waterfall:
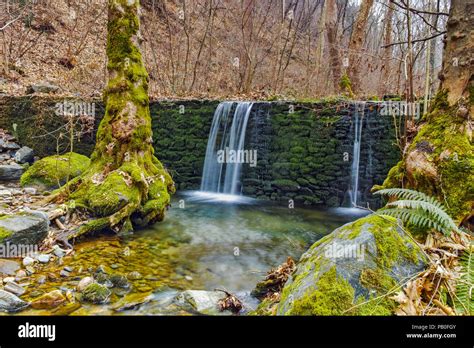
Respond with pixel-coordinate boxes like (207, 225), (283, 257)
(200, 101), (254, 195)
(349, 102), (365, 207)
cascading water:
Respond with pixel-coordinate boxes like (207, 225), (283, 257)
(200, 101), (254, 195)
(349, 102), (365, 207)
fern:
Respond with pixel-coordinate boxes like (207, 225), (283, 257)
(375, 188), (459, 235)
(455, 247), (473, 315)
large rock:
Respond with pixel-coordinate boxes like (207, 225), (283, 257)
(14, 146), (34, 164)
(173, 290), (228, 315)
(0, 289), (29, 312)
(0, 212), (49, 245)
(0, 163), (24, 181)
(277, 214), (427, 315)
(20, 152), (90, 191)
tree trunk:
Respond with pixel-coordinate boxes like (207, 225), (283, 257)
(50, 0), (175, 237)
(325, 0), (341, 92)
(347, 0), (374, 95)
(377, 0), (473, 227)
(377, 1), (394, 97)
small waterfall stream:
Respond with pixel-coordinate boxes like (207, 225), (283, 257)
(349, 102), (365, 207)
(200, 101), (254, 195)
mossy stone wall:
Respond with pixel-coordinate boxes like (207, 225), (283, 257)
(0, 96), (399, 208)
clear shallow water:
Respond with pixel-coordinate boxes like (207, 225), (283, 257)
(11, 191), (368, 315)
(140, 191), (367, 292)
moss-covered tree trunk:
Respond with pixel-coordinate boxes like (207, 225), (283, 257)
(51, 0), (174, 237)
(378, 0), (473, 227)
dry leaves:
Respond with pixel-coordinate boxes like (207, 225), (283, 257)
(391, 229), (471, 316)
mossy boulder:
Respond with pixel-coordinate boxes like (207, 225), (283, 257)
(277, 214), (427, 315)
(20, 152), (90, 191)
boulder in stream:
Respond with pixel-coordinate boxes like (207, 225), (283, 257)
(0, 289), (29, 312)
(0, 212), (49, 246)
(276, 214), (427, 315)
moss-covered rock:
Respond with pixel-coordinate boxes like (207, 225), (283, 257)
(20, 152), (90, 190)
(81, 283), (111, 304)
(277, 214), (427, 315)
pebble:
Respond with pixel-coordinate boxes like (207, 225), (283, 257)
(37, 254), (51, 263)
(36, 275), (47, 284)
(3, 277), (15, 283)
(127, 271), (142, 280)
(22, 256), (35, 267)
(15, 270), (27, 280)
(25, 266), (35, 275)
(53, 245), (66, 258)
(60, 269), (70, 277)
(185, 275), (193, 281)
(77, 276), (94, 292)
(23, 187), (37, 195)
(4, 281), (26, 296)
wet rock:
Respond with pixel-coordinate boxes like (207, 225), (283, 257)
(127, 271), (142, 280)
(77, 276), (94, 292)
(25, 266), (35, 275)
(31, 290), (66, 309)
(0, 259), (20, 276)
(14, 146), (34, 164)
(81, 283), (111, 304)
(53, 245), (66, 258)
(4, 281), (26, 296)
(36, 254), (51, 263)
(22, 256), (35, 267)
(36, 275), (46, 284)
(3, 277), (15, 283)
(0, 163), (24, 181)
(15, 269), (27, 281)
(112, 292), (152, 312)
(1, 142), (20, 151)
(277, 215), (427, 315)
(0, 289), (29, 312)
(110, 274), (130, 289)
(0, 213), (49, 245)
(27, 82), (60, 94)
(173, 290), (228, 315)
(60, 269), (71, 277)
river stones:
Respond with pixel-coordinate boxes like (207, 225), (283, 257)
(0, 259), (20, 275)
(77, 276), (94, 292)
(0, 212), (49, 245)
(0, 163), (24, 181)
(4, 281), (26, 296)
(14, 146), (34, 164)
(0, 289), (29, 312)
(81, 283), (111, 304)
(31, 290), (66, 309)
(277, 214), (427, 315)
(173, 290), (228, 315)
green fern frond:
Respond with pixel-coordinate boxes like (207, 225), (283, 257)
(386, 200), (458, 233)
(455, 247), (473, 315)
(379, 208), (448, 234)
(375, 188), (458, 235)
(375, 188), (445, 209)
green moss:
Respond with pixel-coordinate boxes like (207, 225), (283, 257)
(81, 283), (112, 304)
(83, 171), (140, 217)
(287, 267), (355, 315)
(20, 152), (90, 189)
(0, 226), (13, 242)
(381, 90), (473, 223)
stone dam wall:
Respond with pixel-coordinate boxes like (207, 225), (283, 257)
(0, 96), (400, 208)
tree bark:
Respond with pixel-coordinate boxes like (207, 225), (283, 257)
(378, 1), (394, 96)
(325, 0), (341, 92)
(377, 0), (474, 227)
(50, 0), (175, 237)
(347, 0), (374, 95)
